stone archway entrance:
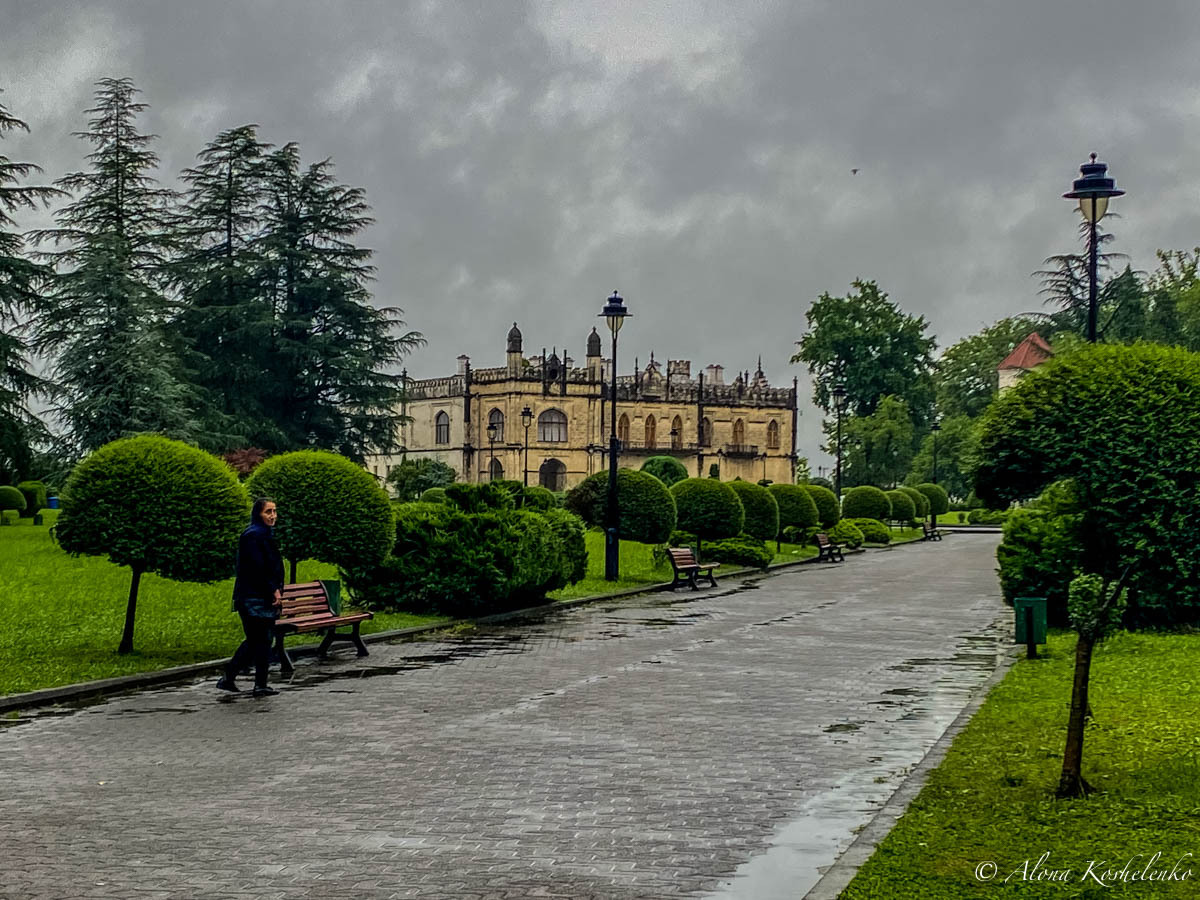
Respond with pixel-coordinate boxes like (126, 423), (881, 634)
(538, 458), (566, 491)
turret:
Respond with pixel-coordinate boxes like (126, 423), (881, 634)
(506, 322), (523, 376)
(586, 327), (603, 381)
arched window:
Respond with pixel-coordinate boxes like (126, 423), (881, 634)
(645, 415), (656, 449)
(732, 418), (745, 447)
(701, 417), (713, 447)
(671, 415), (683, 449)
(617, 413), (630, 444)
(766, 419), (780, 450)
(488, 408), (505, 443)
(539, 458), (566, 491)
(538, 409), (568, 442)
(489, 457), (504, 481)
(435, 410), (450, 444)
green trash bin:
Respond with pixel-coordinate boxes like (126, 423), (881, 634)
(1014, 596), (1047, 645)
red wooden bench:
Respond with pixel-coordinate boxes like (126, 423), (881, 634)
(815, 532), (845, 563)
(271, 581), (373, 676)
(668, 547), (720, 590)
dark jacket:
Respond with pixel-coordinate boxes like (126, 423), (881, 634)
(232, 522), (285, 618)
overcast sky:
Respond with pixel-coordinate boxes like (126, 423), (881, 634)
(4, 0), (1199, 466)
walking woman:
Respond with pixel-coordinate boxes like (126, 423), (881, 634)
(217, 497), (285, 697)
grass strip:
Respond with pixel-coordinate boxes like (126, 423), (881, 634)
(841, 629), (1200, 898)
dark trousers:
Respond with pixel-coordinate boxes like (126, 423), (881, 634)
(226, 611), (274, 688)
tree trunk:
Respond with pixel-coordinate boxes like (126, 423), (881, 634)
(118, 566), (143, 655)
(289, 558), (297, 584)
(1057, 632), (1096, 798)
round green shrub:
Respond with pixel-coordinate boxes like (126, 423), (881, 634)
(444, 481), (515, 512)
(0, 485), (26, 520)
(562, 468), (676, 543)
(728, 480), (780, 541)
(800, 483), (840, 528)
(706, 534), (773, 569)
(849, 518), (891, 544)
(841, 486), (892, 521)
(419, 487), (447, 503)
(246, 449), (394, 573)
(670, 477), (744, 541)
(898, 486), (929, 519)
(521, 485), (558, 510)
(916, 483), (949, 516)
(827, 519), (864, 548)
(640, 455), (689, 487)
(885, 490), (916, 523)
(16, 480), (47, 517)
(56, 435), (249, 652)
(769, 483), (819, 535)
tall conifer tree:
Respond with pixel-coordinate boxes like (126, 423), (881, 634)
(0, 92), (60, 481)
(30, 78), (197, 452)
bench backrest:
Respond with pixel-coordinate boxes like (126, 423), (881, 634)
(815, 532), (831, 546)
(277, 581), (332, 622)
(669, 547), (699, 568)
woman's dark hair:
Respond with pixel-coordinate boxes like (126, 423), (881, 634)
(250, 497), (277, 526)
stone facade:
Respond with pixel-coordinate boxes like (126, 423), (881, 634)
(365, 323), (799, 492)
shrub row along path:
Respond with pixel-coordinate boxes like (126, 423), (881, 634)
(2, 534), (1004, 900)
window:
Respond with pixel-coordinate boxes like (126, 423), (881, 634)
(701, 417), (713, 447)
(644, 415), (656, 449)
(671, 415), (683, 449)
(617, 414), (630, 444)
(732, 418), (745, 446)
(488, 408), (505, 443)
(539, 458), (566, 491)
(767, 419), (780, 450)
(538, 409), (568, 442)
(489, 457), (504, 481)
(435, 411), (450, 444)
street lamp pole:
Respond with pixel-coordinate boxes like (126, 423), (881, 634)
(832, 382), (847, 501)
(600, 291), (630, 581)
(1063, 154), (1124, 343)
(521, 406), (533, 487)
(486, 422), (497, 481)
(930, 420), (941, 531)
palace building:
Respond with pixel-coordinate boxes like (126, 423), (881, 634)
(365, 322), (799, 492)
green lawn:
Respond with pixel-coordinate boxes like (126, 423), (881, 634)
(842, 629), (1200, 898)
(0, 518), (445, 696)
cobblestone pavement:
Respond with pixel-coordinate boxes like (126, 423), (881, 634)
(2, 535), (1004, 900)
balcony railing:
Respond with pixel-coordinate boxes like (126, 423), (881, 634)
(721, 444), (761, 458)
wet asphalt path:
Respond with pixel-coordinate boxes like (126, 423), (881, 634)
(1, 534), (1004, 900)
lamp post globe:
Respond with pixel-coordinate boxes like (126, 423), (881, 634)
(520, 406), (533, 487)
(599, 291), (630, 581)
(1063, 154), (1124, 343)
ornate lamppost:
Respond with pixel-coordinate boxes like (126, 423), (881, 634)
(486, 422), (498, 481)
(832, 381), (847, 500)
(521, 406), (533, 486)
(1063, 154), (1124, 343)
(930, 419), (941, 530)
(600, 290), (630, 581)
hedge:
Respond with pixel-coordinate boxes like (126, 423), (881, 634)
(897, 485), (929, 519)
(828, 519), (864, 548)
(562, 468), (676, 543)
(16, 480), (47, 517)
(769, 483), (820, 536)
(841, 485), (891, 521)
(670, 478), (744, 541)
(800, 483), (839, 528)
(0, 485), (26, 519)
(728, 480), (780, 541)
(849, 517), (891, 544)
(705, 534), (773, 569)
(885, 490), (916, 523)
(640, 455), (689, 487)
(915, 483), (949, 516)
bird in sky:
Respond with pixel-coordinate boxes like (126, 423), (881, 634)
(851, 168), (859, 175)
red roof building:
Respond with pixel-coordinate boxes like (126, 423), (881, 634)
(998, 332), (1053, 390)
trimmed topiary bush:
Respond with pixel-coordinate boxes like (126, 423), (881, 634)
(728, 479), (780, 541)
(770, 483), (819, 537)
(540, 507), (588, 584)
(670, 477), (744, 542)
(521, 485), (558, 510)
(245, 449), (394, 581)
(800, 483), (840, 528)
(898, 486), (929, 519)
(561, 468), (676, 543)
(841, 485), (892, 521)
(706, 534), (773, 570)
(916, 483), (949, 516)
(827, 518), (864, 548)
(57, 435), (249, 653)
(0, 485), (26, 522)
(885, 490), (916, 523)
(849, 517), (891, 544)
(443, 481), (515, 512)
(640, 455), (689, 487)
(16, 480), (47, 518)
(419, 487), (447, 503)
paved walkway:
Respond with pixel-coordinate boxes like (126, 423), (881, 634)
(2, 535), (1004, 900)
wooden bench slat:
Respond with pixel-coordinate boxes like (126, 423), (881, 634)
(266, 582), (373, 674)
(667, 546), (719, 590)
